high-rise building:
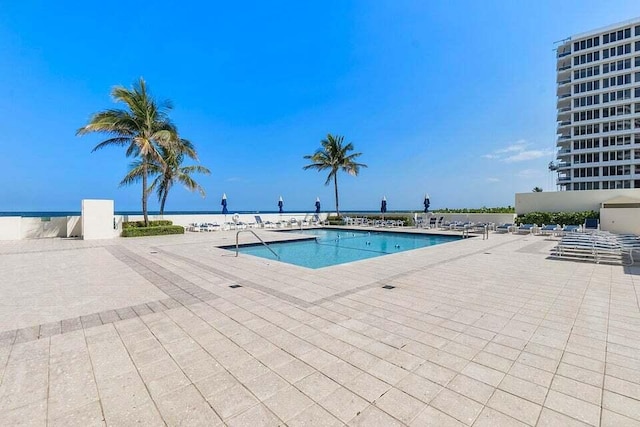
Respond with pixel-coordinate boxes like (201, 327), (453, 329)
(555, 18), (640, 190)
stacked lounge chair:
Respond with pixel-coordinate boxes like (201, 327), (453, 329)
(550, 231), (640, 265)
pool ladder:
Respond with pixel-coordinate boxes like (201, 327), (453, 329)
(235, 230), (279, 259)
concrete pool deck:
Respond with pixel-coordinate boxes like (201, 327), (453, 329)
(0, 228), (639, 426)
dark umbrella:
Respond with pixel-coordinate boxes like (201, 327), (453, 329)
(423, 194), (430, 213)
(315, 197), (321, 214)
(278, 196), (284, 214)
(221, 193), (228, 215)
(381, 196), (387, 220)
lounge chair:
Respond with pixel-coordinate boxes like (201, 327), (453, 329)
(583, 218), (599, 232)
(538, 224), (561, 236)
(495, 223), (514, 233)
(516, 224), (537, 234)
(452, 222), (473, 231)
(205, 222), (220, 231)
(551, 231), (637, 265)
(254, 216), (275, 228)
(561, 225), (581, 235)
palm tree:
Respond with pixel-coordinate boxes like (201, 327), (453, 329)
(121, 138), (211, 215)
(76, 78), (176, 226)
(303, 134), (367, 217)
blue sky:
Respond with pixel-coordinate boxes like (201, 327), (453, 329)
(1, 1), (639, 212)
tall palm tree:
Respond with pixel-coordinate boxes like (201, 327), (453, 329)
(121, 138), (211, 215)
(76, 78), (176, 226)
(303, 134), (366, 217)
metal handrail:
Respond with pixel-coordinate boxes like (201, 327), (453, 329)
(235, 230), (279, 259)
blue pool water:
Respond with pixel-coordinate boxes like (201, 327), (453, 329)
(234, 228), (462, 269)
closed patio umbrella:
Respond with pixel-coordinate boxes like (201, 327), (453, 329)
(315, 197), (321, 214)
(221, 193), (228, 215)
(381, 196), (387, 220)
(278, 196), (284, 214)
(423, 194), (430, 213)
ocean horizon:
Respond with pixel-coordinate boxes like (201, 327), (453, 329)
(0, 210), (418, 218)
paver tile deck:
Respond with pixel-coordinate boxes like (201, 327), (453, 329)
(0, 228), (639, 425)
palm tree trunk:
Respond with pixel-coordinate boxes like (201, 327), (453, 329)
(160, 189), (168, 216)
(142, 163), (149, 226)
(333, 173), (340, 217)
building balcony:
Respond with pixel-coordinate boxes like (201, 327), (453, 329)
(557, 50), (571, 58)
(558, 93), (571, 99)
(557, 162), (571, 169)
(558, 64), (571, 72)
(558, 148), (571, 156)
(558, 135), (571, 141)
(557, 78), (571, 86)
(558, 120), (571, 127)
(557, 176), (571, 182)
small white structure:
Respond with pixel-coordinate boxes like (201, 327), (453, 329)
(515, 189), (640, 214)
(82, 199), (115, 240)
(600, 196), (640, 235)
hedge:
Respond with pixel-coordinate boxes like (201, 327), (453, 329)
(516, 210), (599, 226)
(121, 225), (184, 237)
(123, 220), (173, 229)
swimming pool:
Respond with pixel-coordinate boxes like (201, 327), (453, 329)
(234, 228), (462, 269)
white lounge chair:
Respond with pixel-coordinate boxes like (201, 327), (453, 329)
(516, 224), (536, 234)
(538, 224), (561, 236)
(495, 223), (514, 233)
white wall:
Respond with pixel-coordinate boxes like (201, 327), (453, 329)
(515, 189), (640, 214)
(82, 199), (115, 240)
(600, 208), (640, 235)
(67, 216), (81, 237)
(0, 217), (21, 240)
(20, 217), (68, 239)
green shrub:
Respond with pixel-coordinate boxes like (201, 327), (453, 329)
(121, 225), (184, 237)
(122, 220), (173, 229)
(516, 210), (599, 226)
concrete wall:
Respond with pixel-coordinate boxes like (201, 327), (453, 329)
(515, 189), (640, 214)
(82, 199), (115, 240)
(600, 207), (640, 235)
(67, 216), (82, 238)
(20, 217), (68, 239)
(0, 217), (21, 240)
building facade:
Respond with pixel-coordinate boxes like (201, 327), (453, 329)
(556, 18), (640, 190)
